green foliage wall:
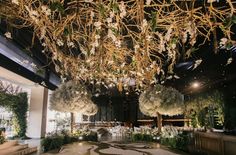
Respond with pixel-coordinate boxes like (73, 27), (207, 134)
(185, 91), (224, 128)
(0, 92), (28, 137)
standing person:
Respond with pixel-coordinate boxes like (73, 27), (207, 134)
(0, 127), (6, 144)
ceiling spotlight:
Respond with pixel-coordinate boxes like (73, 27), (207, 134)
(192, 82), (200, 88)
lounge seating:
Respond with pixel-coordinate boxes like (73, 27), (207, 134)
(0, 140), (37, 155)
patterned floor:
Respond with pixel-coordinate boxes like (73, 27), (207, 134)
(43, 141), (188, 155)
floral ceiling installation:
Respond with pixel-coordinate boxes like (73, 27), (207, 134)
(50, 81), (98, 116)
(139, 84), (184, 116)
(0, 0), (235, 90)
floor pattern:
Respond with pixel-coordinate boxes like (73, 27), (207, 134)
(43, 141), (187, 155)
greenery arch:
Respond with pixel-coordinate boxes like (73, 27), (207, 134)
(0, 92), (28, 138)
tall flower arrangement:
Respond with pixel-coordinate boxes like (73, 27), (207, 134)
(50, 81), (98, 116)
(0, 0), (235, 91)
(139, 84), (184, 116)
(139, 84), (184, 132)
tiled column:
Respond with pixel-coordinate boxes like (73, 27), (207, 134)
(27, 86), (48, 138)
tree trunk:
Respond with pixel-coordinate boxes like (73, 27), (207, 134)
(157, 113), (162, 133)
(70, 112), (75, 133)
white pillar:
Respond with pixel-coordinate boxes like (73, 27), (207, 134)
(27, 86), (48, 138)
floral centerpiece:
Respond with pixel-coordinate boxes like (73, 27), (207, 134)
(50, 81), (98, 115)
(139, 84), (184, 132)
(139, 84), (184, 116)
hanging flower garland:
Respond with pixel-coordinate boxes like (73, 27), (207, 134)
(50, 81), (98, 116)
(139, 84), (184, 116)
(0, 0), (235, 91)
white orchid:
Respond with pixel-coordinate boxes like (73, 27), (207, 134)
(94, 21), (102, 29)
(193, 59), (202, 70)
(226, 57), (233, 65)
(90, 11), (95, 19)
(141, 19), (148, 31)
(41, 5), (51, 16)
(30, 62), (37, 68)
(4, 32), (12, 39)
(207, 0), (217, 3)
(67, 41), (75, 48)
(220, 38), (228, 47)
(56, 39), (64, 46)
(119, 1), (126, 18)
(40, 27), (46, 40)
(85, 0), (93, 2)
(25, 6), (39, 23)
(12, 0), (19, 5)
(146, 0), (152, 5)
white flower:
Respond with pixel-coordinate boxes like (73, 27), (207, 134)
(80, 46), (88, 56)
(146, 35), (152, 41)
(220, 38), (228, 47)
(182, 32), (188, 44)
(141, 19), (148, 31)
(165, 26), (173, 41)
(94, 21), (102, 29)
(171, 43), (176, 49)
(12, 0), (19, 5)
(90, 47), (95, 55)
(93, 40), (99, 47)
(4, 32), (12, 39)
(115, 40), (121, 48)
(40, 27), (46, 40)
(90, 11), (95, 19)
(95, 34), (100, 39)
(85, 0), (93, 2)
(193, 59), (202, 70)
(106, 17), (112, 23)
(158, 34), (165, 52)
(226, 57), (233, 65)
(207, 0), (217, 3)
(134, 44), (140, 49)
(67, 41), (75, 48)
(173, 75), (180, 79)
(56, 39), (64, 46)
(22, 60), (29, 64)
(107, 29), (117, 42)
(119, 1), (126, 18)
(134, 44), (140, 53)
(30, 62), (37, 68)
(110, 22), (118, 29)
(146, 0), (152, 5)
(110, 11), (115, 18)
(25, 6), (39, 23)
(41, 5), (51, 16)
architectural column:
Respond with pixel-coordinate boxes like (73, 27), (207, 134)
(27, 85), (48, 138)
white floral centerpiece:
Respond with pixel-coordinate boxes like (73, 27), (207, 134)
(161, 125), (179, 139)
(139, 84), (184, 116)
(50, 81), (98, 116)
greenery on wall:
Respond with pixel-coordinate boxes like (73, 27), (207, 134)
(185, 91), (224, 129)
(0, 92), (28, 138)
